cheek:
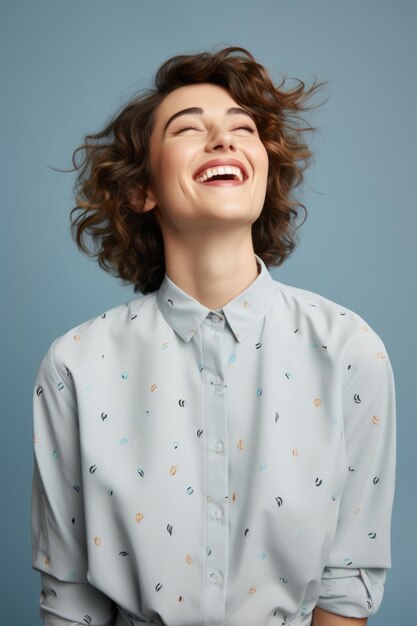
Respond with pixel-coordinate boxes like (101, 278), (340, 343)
(250, 138), (268, 167)
(260, 144), (269, 169)
(256, 144), (269, 180)
(149, 154), (174, 199)
(157, 147), (185, 182)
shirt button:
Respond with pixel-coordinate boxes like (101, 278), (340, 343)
(215, 440), (223, 453)
(211, 376), (224, 392)
(211, 314), (222, 324)
(214, 508), (223, 521)
(210, 571), (223, 586)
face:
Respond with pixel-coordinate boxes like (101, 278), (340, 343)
(142, 83), (269, 233)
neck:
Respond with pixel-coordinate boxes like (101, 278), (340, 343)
(163, 235), (260, 310)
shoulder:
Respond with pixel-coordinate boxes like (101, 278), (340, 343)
(38, 292), (156, 379)
(272, 278), (394, 396)
(272, 277), (390, 361)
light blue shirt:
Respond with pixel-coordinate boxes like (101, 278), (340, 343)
(31, 254), (396, 626)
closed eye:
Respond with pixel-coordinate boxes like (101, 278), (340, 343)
(234, 125), (256, 133)
(175, 124), (256, 134)
(175, 125), (201, 133)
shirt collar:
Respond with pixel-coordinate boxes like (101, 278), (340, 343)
(156, 254), (277, 343)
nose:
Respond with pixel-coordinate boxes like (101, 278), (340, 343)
(205, 125), (237, 152)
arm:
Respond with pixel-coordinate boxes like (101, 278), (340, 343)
(312, 606), (367, 625)
(31, 339), (117, 625)
(314, 325), (396, 620)
(38, 572), (116, 626)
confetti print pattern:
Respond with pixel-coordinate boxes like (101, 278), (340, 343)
(31, 254), (396, 625)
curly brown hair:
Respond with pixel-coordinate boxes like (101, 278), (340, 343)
(69, 46), (328, 294)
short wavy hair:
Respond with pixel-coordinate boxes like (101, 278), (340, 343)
(69, 46), (328, 294)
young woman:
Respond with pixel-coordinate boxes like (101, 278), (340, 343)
(31, 46), (396, 626)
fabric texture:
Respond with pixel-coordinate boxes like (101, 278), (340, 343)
(31, 254), (396, 626)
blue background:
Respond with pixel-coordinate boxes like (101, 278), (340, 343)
(1, 1), (415, 623)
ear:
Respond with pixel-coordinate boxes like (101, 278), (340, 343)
(142, 188), (157, 213)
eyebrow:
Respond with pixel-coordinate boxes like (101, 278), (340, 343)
(163, 106), (254, 133)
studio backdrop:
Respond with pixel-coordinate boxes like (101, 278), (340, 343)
(1, 1), (415, 624)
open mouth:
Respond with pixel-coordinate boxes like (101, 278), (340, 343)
(194, 165), (247, 185)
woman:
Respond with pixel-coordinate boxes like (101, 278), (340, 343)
(31, 46), (396, 626)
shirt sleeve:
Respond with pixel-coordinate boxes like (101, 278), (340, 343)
(31, 339), (117, 625)
(316, 324), (396, 618)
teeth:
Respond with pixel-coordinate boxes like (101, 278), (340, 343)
(196, 165), (244, 183)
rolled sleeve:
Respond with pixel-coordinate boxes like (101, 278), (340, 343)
(39, 572), (116, 626)
(317, 566), (386, 617)
(317, 325), (396, 618)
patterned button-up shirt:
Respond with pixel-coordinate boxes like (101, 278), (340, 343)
(31, 253), (396, 626)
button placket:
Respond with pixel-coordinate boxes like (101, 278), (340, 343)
(202, 318), (229, 622)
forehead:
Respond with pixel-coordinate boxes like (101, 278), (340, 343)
(153, 83), (239, 126)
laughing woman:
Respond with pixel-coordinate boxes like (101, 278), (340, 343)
(31, 46), (396, 626)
